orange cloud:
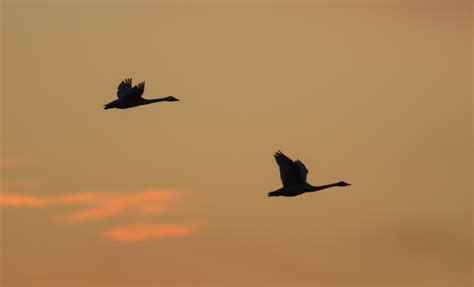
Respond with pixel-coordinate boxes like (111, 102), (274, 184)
(52, 192), (104, 204)
(0, 189), (198, 241)
(0, 193), (47, 207)
(57, 189), (182, 223)
(0, 155), (199, 242)
(0, 190), (181, 216)
(103, 223), (198, 242)
(59, 204), (122, 223)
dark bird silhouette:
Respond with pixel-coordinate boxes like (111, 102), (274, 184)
(104, 78), (179, 110)
(268, 150), (350, 197)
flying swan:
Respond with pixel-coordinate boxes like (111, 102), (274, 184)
(104, 78), (179, 110)
(268, 150), (350, 197)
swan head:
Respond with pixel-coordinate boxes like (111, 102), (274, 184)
(337, 181), (351, 187)
(164, 96), (180, 102)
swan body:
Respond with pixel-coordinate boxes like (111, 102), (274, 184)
(268, 150), (350, 197)
(104, 78), (179, 110)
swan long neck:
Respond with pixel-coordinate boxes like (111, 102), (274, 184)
(309, 182), (340, 192)
(146, 97), (168, 104)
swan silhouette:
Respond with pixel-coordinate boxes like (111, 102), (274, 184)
(104, 78), (179, 110)
(268, 150), (350, 197)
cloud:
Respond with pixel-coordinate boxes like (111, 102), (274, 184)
(103, 223), (199, 242)
(0, 193), (48, 207)
(1, 158), (198, 242)
(52, 192), (104, 204)
(56, 189), (182, 223)
(0, 189), (198, 242)
(0, 190), (181, 221)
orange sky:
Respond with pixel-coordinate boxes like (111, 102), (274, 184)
(1, 1), (472, 286)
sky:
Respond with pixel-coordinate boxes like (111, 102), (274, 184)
(0, 1), (472, 286)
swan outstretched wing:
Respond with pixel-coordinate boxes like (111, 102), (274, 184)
(295, 160), (309, 183)
(274, 150), (305, 187)
(117, 78), (132, 99)
(127, 82), (145, 99)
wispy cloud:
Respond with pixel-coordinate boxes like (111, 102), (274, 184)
(56, 189), (181, 223)
(1, 158), (199, 242)
(0, 193), (48, 207)
(104, 223), (199, 242)
(52, 192), (104, 204)
(0, 189), (199, 242)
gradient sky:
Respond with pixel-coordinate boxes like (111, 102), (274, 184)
(1, 1), (472, 286)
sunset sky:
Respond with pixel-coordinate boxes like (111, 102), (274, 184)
(1, 1), (472, 286)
